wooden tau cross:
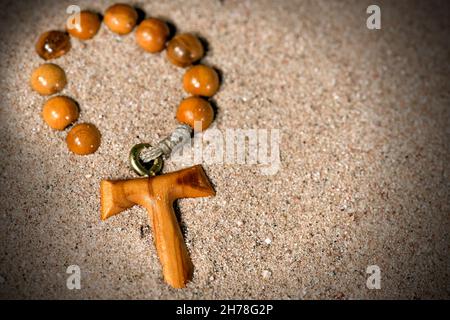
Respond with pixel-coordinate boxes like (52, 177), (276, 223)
(100, 165), (215, 288)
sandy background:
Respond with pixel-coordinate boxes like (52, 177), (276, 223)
(0, 0), (449, 299)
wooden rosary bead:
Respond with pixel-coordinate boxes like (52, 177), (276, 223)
(135, 18), (170, 53)
(66, 123), (101, 155)
(183, 65), (219, 97)
(67, 11), (101, 40)
(166, 33), (204, 68)
(35, 30), (71, 60)
(42, 96), (79, 130)
(30, 63), (67, 96)
(104, 3), (138, 35)
(176, 97), (214, 131)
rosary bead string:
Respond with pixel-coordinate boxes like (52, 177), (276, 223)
(30, 3), (221, 167)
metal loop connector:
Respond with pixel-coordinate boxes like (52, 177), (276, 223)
(129, 143), (163, 177)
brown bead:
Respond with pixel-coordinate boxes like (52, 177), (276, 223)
(176, 97), (214, 131)
(42, 96), (79, 130)
(66, 123), (101, 155)
(67, 11), (101, 40)
(166, 33), (204, 68)
(30, 63), (67, 96)
(135, 18), (170, 53)
(183, 65), (219, 97)
(104, 3), (138, 35)
(35, 30), (71, 60)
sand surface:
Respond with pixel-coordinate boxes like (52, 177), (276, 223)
(0, 0), (449, 299)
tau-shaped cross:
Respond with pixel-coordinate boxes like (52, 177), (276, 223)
(100, 165), (215, 288)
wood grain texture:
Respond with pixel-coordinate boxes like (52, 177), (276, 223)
(100, 165), (215, 288)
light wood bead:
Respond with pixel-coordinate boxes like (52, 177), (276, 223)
(42, 96), (79, 130)
(66, 123), (101, 155)
(166, 33), (204, 68)
(67, 11), (101, 40)
(176, 97), (214, 131)
(136, 18), (169, 53)
(104, 3), (138, 35)
(30, 63), (67, 96)
(183, 65), (219, 97)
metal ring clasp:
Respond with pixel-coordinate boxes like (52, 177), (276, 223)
(129, 143), (163, 177)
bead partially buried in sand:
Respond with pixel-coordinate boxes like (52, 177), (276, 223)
(66, 123), (101, 155)
(42, 96), (79, 130)
(166, 33), (204, 67)
(176, 97), (214, 131)
(104, 3), (138, 35)
(67, 11), (101, 40)
(35, 30), (71, 60)
(30, 63), (67, 96)
(183, 65), (219, 97)
(135, 18), (170, 53)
